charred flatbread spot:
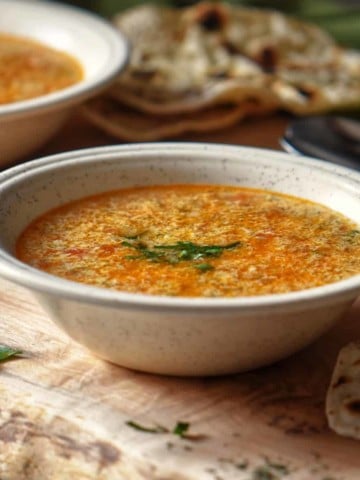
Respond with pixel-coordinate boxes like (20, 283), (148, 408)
(210, 71), (229, 79)
(223, 40), (239, 55)
(195, 4), (228, 31)
(332, 375), (351, 389)
(132, 70), (157, 80)
(256, 46), (277, 73)
(345, 400), (360, 414)
(296, 86), (314, 100)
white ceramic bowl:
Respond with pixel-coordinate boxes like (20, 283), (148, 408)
(0, 0), (128, 167)
(0, 143), (359, 376)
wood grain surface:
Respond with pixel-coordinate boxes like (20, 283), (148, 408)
(1, 278), (360, 480)
(1, 109), (360, 480)
(35, 109), (291, 157)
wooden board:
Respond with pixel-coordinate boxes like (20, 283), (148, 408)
(1, 110), (360, 479)
(1, 276), (360, 480)
(34, 109), (291, 157)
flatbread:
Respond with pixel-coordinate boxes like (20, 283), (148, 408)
(326, 342), (360, 440)
(113, 4), (270, 113)
(112, 2), (360, 115)
(82, 96), (273, 141)
(108, 78), (277, 115)
(272, 50), (360, 114)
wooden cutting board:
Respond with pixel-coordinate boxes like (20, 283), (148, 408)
(1, 277), (360, 480)
(1, 110), (360, 479)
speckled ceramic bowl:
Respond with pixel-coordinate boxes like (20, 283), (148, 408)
(0, 0), (128, 167)
(0, 143), (360, 376)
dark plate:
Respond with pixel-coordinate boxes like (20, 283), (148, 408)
(281, 116), (360, 171)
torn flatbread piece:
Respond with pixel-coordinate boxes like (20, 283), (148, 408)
(112, 2), (360, 115)
(273, 50), (360, 114)
(108, 78), (277, 116)
(326, 342), (360, 440)
(82, 96), (273, 141)
(113, 4), (270, 113)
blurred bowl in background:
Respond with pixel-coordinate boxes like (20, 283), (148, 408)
(0, 0), (128, 168)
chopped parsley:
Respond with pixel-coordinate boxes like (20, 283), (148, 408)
(264, 460), (289, 476)
(0, 345), (22, 363)
(236, 460), (249, 470)
(345, 229), (360, 242)
(172, 421), (189, 437)
(122, 239), (241, 271)
(194, 263), (214, 272)
(252, 459), (290, 480)
(125, 421), (167, 434)
(253, 467), (279, 480)
(126, 420), (202, 440)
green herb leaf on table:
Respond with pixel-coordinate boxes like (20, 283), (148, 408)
(263, 458), (290, 476)
(253, 466), (279, 480)
(125, 420), (168, 434)
(173, 421), (190, 437)
(126, 420), (207, 440)
(0, 345), (22, 363)
(252, 458), (291, 479)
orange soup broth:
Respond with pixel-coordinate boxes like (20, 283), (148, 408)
(16, 184), (360, 297)
(0, 33), (83, 104)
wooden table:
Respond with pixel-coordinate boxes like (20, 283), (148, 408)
(36, 109), (290, 155)
(1, 109), (359, 480)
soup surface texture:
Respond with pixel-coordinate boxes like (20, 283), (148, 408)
(0, 33), (83, 104)
(16, 185), (360, 297)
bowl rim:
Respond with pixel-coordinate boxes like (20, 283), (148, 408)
(0, 0), (129, 120)
(0, 142), (360, 313)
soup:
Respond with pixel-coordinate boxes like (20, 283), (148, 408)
(0, 33), (83, 104)
(16, 184), (360, 297)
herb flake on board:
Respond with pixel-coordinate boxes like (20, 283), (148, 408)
(173, 421), (189, 437)
(252, 458), (291, 480)
(0, 345), (22, 363)
(126, 420), (206, 440)
(265, 459), (290, 476)
(125, 420), (167, 434)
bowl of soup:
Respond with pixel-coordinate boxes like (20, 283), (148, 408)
(0, 143), (359, 376)
(0, 0), (128, 167)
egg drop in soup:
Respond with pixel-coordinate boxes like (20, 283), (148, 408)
(16, 185), (360, 297)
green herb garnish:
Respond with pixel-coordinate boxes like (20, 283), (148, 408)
(252, 459), (290, 480)
(122, 239), (241, 271)
(236, 460), (249, 470)
(125, 420), (204, 440)
(346, 229), (360, 242)
(173, 421), (190, 437)
(123, 234), (142, 240)
(264, 460), (289, 476)
(0, 345), (22, 363)
(194, 263), (214, 272)
(125, 421), (167, 434)
(253, 467), (279, 480)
